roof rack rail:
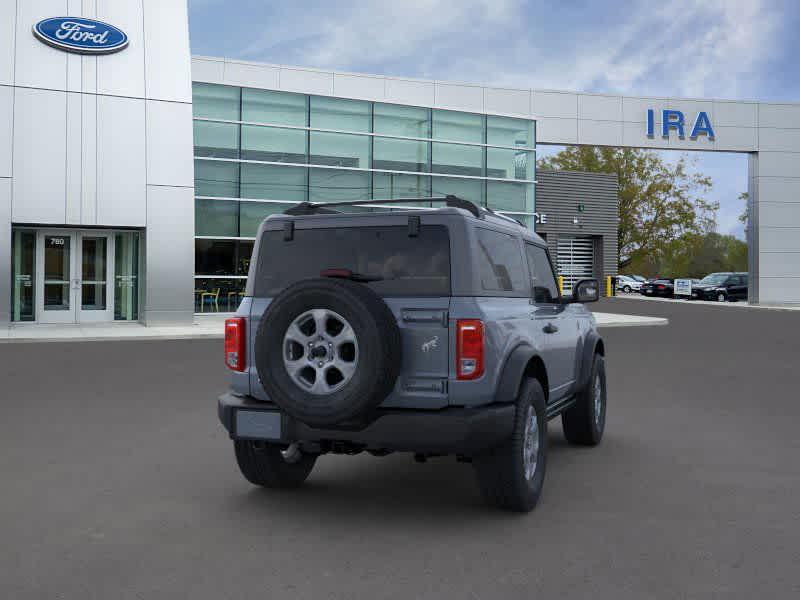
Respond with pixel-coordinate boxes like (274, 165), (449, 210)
(483, 206), (525, 227)
(283, 195), (481, 218)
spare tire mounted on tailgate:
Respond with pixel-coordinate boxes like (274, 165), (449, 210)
(254, 277), (402, 427)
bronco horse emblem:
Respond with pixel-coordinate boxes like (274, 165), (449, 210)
(421, 336), (439, 353)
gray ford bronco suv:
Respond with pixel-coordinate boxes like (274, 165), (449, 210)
(218, 196), (606, 512)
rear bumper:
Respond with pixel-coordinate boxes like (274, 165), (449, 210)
(218, 392), (515, 455)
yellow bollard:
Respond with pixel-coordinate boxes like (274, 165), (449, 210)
(557, 275), (564, 296)
(606, 276), (613, 297)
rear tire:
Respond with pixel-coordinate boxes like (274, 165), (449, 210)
(623, 285), (632, 293)
(234, 441), (316, 488)
(562, 354), (606, 445)
(473, 379), (547, 512)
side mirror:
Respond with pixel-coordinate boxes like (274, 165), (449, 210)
(571, 279), (600, 303)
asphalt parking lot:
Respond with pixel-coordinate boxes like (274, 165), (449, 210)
(1, 298), (799, 599)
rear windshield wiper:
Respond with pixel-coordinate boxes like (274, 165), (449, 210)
(320, 268), (384, 283)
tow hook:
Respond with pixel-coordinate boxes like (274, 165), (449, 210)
(281, 443), (303, 464)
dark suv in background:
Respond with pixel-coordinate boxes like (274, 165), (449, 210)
(691, 272), (749, 302)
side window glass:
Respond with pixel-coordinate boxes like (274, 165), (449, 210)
(525, 243), (560, 304)
(474, 228), (528, 294)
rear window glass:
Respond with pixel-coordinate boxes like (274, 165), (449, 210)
(254, 225), (450, 297)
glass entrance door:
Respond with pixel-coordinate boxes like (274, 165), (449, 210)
(35, 231), (114, 323)
(78, 232), (113, 322)
(37, 231), (76, 323)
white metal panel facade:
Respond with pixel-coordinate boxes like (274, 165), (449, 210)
(11, 87), (67, 224)
(1, 0), (195, 326)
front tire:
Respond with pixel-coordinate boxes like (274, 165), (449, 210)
(717, 292), (727, 302)
(473, 378), (547, 512)
(623, 285), (632, 293)
(562, 354), (606, 445)
(234, 441), (316, 488)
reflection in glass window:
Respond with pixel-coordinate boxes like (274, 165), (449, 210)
(11, 230), (35, 322)
(432, 176), (484, 206)
(432, 110), (484, 143)
(487, 116), (534, 148)
(196, 240), (236, 275)
(193, 121), (239, 159)
(311, 96), (370, 131)
(192, 83), (240, 121)
(526, 243), (560, 303)
(486, 148), (533, 180)
(242, 88), (307, 126)
(487, 181), (533, 213)
(309, 132), (370, 168)
(239, 202), (293, 237)
(431, 142), (483, 176)
(373, 137), (428, 172)
(475, 228), (528, 294)
(374, 103), (429, 137)
(194, 160), (239, 198)
(309, 168), (370, 202)
(373, 173), (431, 202)
(240, 163), (307, 201)
(241, 125), (306, 163)
(254, 226), (451, 297)
(195, 198), (238, 237)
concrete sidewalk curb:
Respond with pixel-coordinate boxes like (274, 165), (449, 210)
(615, 294), (800, 312)
(593, 313), (669, 328)
(0, 311), (667, 343)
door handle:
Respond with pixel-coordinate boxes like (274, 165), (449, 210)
(543, 322), (559, 334)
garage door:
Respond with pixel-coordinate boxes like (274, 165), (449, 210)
(556, 236), (594, 294)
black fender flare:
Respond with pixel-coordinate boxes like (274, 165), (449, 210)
(577, 331), (604, 392)
(494, 344), (538, 404)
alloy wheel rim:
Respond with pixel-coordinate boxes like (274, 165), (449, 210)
(522, 405), (539, 481)
(282, 309), (359, 395)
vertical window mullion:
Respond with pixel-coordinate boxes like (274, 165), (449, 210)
(305, 96), (311, 201)
(369, 102), (375, 199)
(237, 88), (243, 236)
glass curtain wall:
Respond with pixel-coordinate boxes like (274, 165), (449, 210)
(192, 82), (536, 312)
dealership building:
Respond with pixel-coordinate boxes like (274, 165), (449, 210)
(2, 2), (800, 328)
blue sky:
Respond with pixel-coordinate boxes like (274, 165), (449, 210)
(188, 0), (800, 239)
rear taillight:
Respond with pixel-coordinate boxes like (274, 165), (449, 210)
(456, 319), (484, 380)
(225, 317), (246, 372)
(657, 284), (665, 290)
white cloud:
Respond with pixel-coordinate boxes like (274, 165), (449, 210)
(232, 0), (782, 100)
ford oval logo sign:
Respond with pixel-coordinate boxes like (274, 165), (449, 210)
(33, 17), (128, 55)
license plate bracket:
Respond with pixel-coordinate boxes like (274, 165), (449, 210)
(235, 409), (283, 441)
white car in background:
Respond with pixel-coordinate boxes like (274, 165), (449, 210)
(616, 275), (643, 293)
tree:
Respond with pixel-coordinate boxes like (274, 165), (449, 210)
(538, 147), (718, 271)
(738, 191), (749, 225)
(624, 231), (747, 278)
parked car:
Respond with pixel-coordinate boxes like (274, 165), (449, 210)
(218, 196), (607, 513)
(640, 279), (674, 298)
(691, 272), (748, 302)
(616, 275), (643, 293)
